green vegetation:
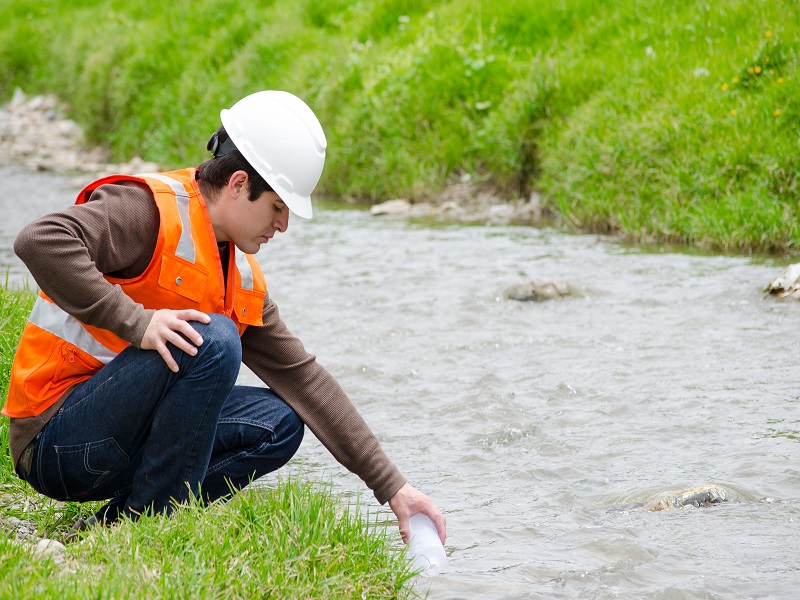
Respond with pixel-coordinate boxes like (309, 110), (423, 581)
(0, 0), (798, 252)
(1, 282), (33, 489)
(1, 480), (417, 599)
(0, 285), (418, 599)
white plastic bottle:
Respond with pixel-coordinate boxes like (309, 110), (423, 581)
(407, 513), (447, 575)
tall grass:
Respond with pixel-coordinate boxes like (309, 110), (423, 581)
(0, 0), (798, 251)
(0, 286), (418, 597)
(0, 282), (34, 487)
(0, 480), (419, 599)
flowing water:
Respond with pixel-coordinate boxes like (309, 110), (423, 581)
(3, 166), (800, 599)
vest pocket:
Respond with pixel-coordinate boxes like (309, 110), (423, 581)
(158, 253), (208, 302)
(234, 288), (265, 326)
(48, 346), (104, 403)
(17, 336), (101, 415)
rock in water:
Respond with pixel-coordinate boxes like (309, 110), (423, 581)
(503, 280), (582, 302)
(764, 263), (800, 300)
(645, 486), (736, 511)
(609, 484), (745, 512)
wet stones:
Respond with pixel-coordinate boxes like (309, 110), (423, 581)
(643, 485), (739, 511)
(503, 280), (585, 302)
(608, 484), (748, 512)
(370, 188), (547, 225)
(0, 88), (160, 176)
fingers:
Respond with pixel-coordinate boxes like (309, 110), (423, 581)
(389, 482), (447, 544)
(168, 310), (209, 348)
(141, 309), (212, 372)
(433, 512), (447, 545)
(155, 339), (180, 373)
(398, 514), (411, 544)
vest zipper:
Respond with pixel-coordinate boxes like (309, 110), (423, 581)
(64, 346), (76, 363)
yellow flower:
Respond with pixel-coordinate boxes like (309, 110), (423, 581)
(732, 76), (739, 83)
(765, 56), (770, 62)
(771, 69), (775, 75)
(766, 31), (772, 37)
(755, 66), (762, 74)
(731, 109), (737, 116)
(748, 67), (754, 74)
(774, 109), (781, 116)
(778, 77), (785, 84)
(721, 83), (729, 90)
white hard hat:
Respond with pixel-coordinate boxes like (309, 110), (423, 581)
(220, 90), (326, 219)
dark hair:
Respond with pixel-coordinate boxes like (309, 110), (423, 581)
(196, 126), (273, 201)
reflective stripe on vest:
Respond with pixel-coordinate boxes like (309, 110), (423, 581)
(28, 297), (117, 364)
(138, 173), (195, 262)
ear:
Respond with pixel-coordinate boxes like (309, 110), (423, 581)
(227, 170), (249, 198)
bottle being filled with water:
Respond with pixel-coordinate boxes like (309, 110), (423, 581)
(406, 513), (447, 576)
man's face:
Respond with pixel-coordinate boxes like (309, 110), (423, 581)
(224, 189), (289, 254)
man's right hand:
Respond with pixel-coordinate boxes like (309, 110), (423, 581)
(140, 309), (211, 372)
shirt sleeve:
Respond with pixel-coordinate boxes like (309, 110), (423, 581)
(13, 183), (159, 347)
(240, 293), (407, 505)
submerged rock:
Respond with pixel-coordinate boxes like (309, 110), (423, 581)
(503, 280), (584, 302)
(763, 263), (800, 300)
(609, 484), (746, 512)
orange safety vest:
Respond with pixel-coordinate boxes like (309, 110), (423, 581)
(3, 168), (267, 419)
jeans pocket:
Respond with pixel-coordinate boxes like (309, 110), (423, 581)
(54, 437), (130, 501)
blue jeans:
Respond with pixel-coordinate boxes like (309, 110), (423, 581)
(23, 313), (304, 521)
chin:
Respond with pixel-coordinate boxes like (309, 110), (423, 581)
(235, 242), (259, 254)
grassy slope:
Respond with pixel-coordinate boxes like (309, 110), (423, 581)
(0, 480), (417, 599)
(0, 0), (798, 251)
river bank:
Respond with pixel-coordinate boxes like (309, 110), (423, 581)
(2, 0), (798, 252)
(0, 89), (543, 226)
(0, 89), (160, 178)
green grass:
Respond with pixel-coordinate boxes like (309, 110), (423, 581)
(0, 285), (419, 598)
(1, 481), (418, 599)
(0, 0), (798, 252)
(1, 281), (34, 488)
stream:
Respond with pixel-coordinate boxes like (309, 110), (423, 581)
(3, 165), (800, 599)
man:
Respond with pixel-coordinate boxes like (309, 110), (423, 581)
(3, 90), (445, 545)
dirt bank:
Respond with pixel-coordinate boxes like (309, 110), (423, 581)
(1, 88), (548, 225)
(0, 88), (160, 177)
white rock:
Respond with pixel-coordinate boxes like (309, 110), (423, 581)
(34, 538), (66, 564)
(764, 263), (800, 298)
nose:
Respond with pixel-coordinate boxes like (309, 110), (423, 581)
(273, 209), (289, 233)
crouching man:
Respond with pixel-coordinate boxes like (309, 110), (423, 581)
(4, 90), (445, 545)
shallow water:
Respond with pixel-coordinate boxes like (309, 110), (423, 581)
(4, 166), (800, 599)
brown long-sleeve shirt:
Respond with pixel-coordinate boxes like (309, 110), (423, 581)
(9, 181), (406, 504)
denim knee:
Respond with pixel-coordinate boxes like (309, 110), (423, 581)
(267, 408), (304, 464)
(281, 409), (305, 453)
(197, 313), (242, 368)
